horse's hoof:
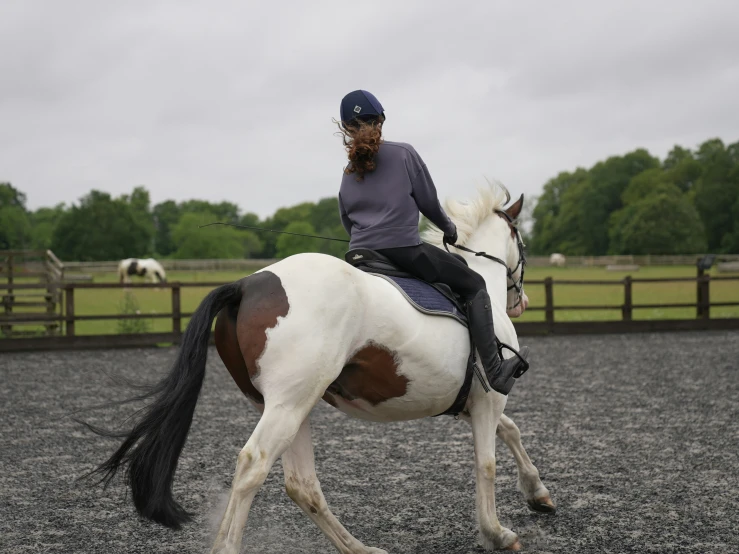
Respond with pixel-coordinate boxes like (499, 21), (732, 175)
(489, 530), (520, 551)
(504, 539), (522, 551)
(528, 495), (556, 513)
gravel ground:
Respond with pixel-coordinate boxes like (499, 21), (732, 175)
(1, 330), (738, 554)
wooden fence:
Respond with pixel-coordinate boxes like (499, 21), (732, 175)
(514, 272), (739, 334)
(1, 271), (738, 352)
(1, 250), (64, 336)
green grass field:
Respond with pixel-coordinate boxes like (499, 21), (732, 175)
(68, 271), (253, 335)
(5, 265), (739, 335)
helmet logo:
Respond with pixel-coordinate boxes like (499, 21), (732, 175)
(353, 105), (362, 114)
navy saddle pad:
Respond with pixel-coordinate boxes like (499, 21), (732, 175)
(345, 249), (468, 326)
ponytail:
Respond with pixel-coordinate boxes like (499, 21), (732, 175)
(337, 117), (384, 180)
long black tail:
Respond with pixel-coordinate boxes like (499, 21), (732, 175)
(85, 281), (243, 529)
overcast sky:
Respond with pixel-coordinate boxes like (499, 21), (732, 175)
(2, 0), (738, 216)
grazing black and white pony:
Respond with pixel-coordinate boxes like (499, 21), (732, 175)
(117, 258), (167, 284)
(91, 182), (554, 553)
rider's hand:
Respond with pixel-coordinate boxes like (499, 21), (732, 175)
(443, 228), (458, 245)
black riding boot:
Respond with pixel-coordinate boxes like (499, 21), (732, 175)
(467, 290), (530, 395)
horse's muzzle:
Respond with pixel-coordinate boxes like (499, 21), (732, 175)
(507, 292), (528, 319)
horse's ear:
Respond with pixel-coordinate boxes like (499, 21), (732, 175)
(505, 194), (524, 221)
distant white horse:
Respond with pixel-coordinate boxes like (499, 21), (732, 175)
(118, 258), (167, 284)
(92, 183), (554, 553)
(549, 253), (566, 267)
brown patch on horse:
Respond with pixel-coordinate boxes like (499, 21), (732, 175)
(215, 305), (264, 404)
(236, 271), (290, 380)
(325, 341), (408, 406)
(500, 193), (524, 237)
(214, 271), (289, 404)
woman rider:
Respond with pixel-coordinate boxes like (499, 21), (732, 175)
(336, 90), (529, 395)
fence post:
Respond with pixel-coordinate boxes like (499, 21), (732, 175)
(700, 274), (710, 321)
(65, 285), (75, 337)
(544, 277), (554, 330)
(171, 283), (182, 340)
(622, 276), (633, 321)
(46, 281), (56, 335)
(2, 253), (13, 335)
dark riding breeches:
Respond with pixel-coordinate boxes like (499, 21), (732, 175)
(377, 243), (486, 302)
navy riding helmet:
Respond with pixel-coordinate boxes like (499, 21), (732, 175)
(340, 90), (384, 124)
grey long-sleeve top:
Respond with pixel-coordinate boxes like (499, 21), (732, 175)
(338, 141), (456, 250)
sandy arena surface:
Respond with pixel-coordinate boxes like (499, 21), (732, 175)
(1, 330), (738, 553)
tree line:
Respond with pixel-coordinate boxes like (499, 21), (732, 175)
(529, 138), (739, 256)
(0, 184), (348, 261)
(2, 136), (737, 262)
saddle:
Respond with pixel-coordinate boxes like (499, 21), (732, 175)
(345, 249), (468, 325)
(344, 248), (478, 417)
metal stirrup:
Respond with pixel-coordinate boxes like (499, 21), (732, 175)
(496, 340), (529, 378)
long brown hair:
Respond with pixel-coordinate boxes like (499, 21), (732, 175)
(337, 116), (384, 180)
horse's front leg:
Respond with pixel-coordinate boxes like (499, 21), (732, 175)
(497, 414), (556, 513)
(470, 397), (521, 551)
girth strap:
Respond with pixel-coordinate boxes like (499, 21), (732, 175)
(434, 351), (476, 418)
(434, 330), (489, 417)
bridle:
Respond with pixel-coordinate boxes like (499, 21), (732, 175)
(443, 210), (527, 310)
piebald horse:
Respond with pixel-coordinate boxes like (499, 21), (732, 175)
(118, 258), (167, 284)
(91, 183), (554, 553)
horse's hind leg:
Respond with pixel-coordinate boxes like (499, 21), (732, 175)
(496, 414), (556, 513)
(282, 417), (388, 554)
(210, 401), (315, 554)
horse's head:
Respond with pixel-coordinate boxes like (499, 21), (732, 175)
(422, 181), (528, 317)
(154, 264), (167, 283)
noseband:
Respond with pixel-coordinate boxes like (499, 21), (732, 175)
(444, 210), (527, 310)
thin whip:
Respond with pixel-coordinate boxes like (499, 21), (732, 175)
(199, 222), (350, 243)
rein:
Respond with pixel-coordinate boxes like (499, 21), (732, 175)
(443, 210), (527, 310)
